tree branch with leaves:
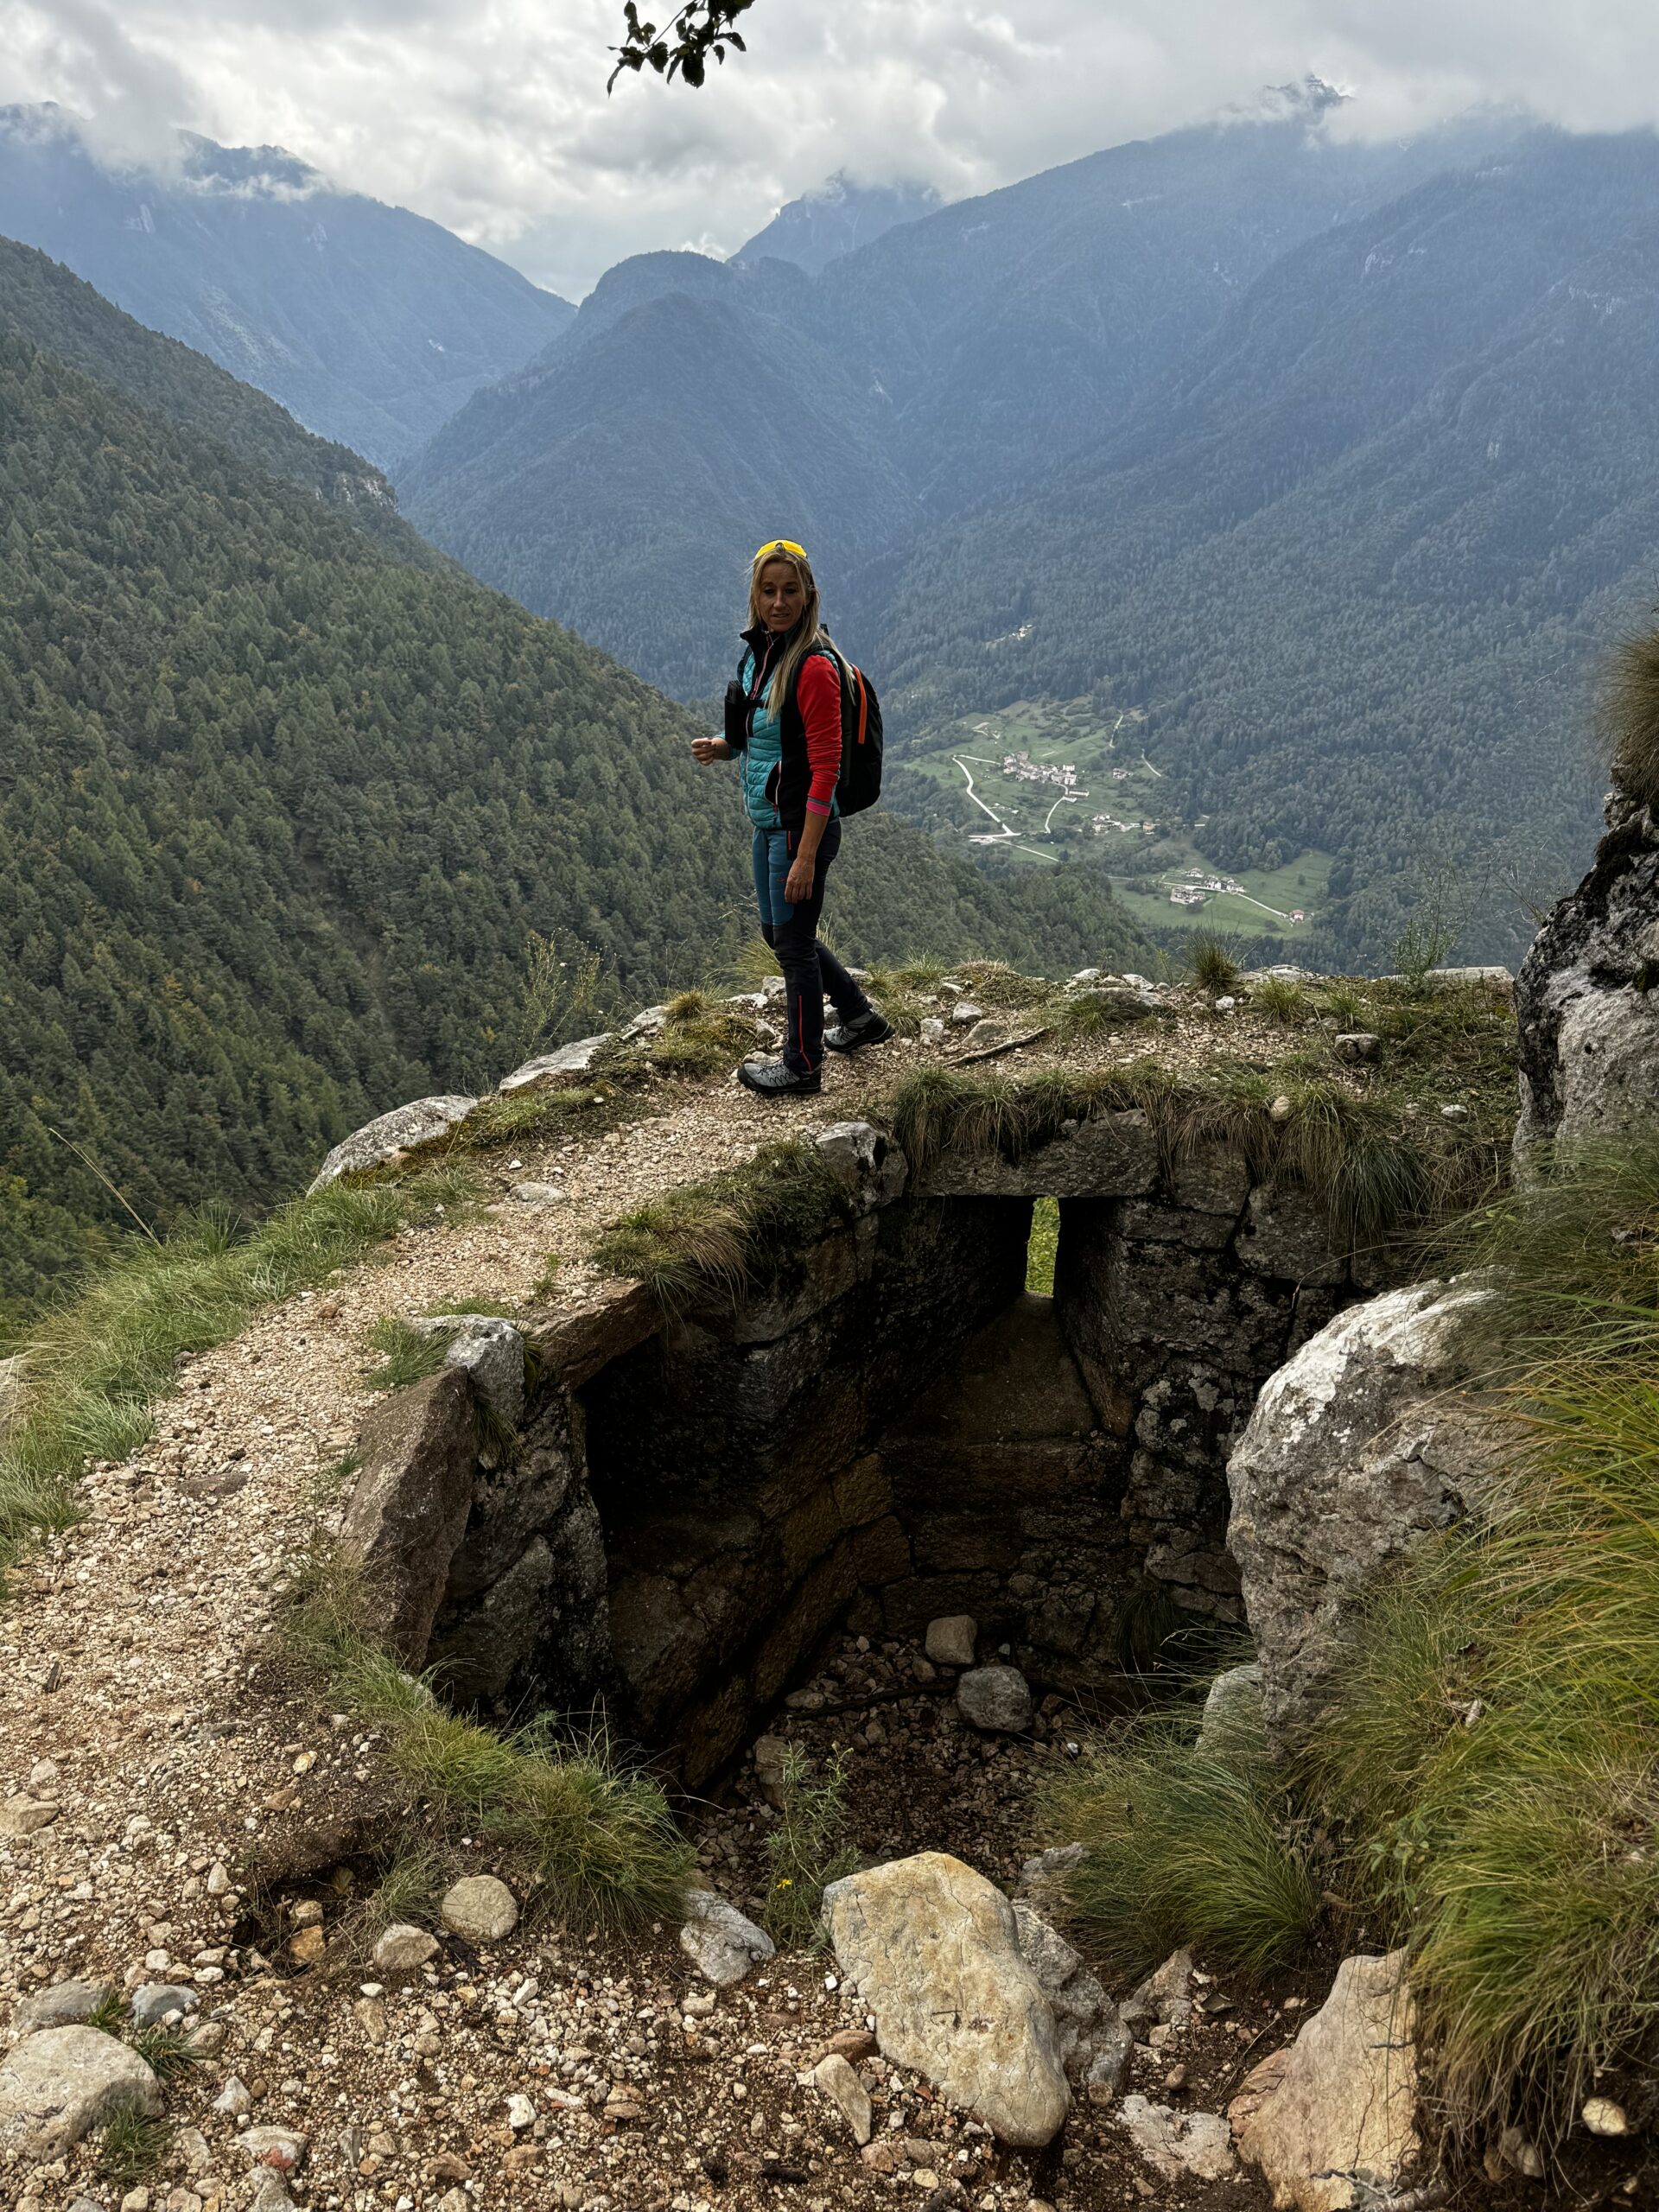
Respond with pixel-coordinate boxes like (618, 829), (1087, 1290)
(609, 1), (757, 90)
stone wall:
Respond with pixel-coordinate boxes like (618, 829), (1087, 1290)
(583, 1195), (1031, 1782)
(344, 1116), (1368, 1784)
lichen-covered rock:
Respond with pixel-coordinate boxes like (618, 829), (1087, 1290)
(1198, 1662), (1263, 1752)
(0, 2025), (161, 2153)
(1012, 1901), (1130, 2094)
(678, 1891), (773, 1986)
(498, 1034), (614, 1094)
(0, 1796), (57, 1839)
(957, 1664), (1033, 1733)
(372, 1924), (438, 1973)
(925, 1614), (978, 1668)
(411, 1314), (526, 1427)
(340, 1370), (477, 1669)
(1516, 793), (1659, 1155)
(811, 2053), (873, 2145)
(11, 1980), (117, 2037)
(813, 1121), (907, 1213)
(823, 1851), (1069, 2146)
(1116, 2096), (1236, 2181)
(307, 1094), (476, 1191)
(440, 1875), (518, 1944)
(1227, 1281), (1499, 1751)
(1230, 1950), (1419, 2212)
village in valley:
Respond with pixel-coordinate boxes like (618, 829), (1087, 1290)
(898, 696), (1328, 938)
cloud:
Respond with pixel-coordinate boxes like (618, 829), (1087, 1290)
(4, 0), (197, 171)
(5, 0), (1659, 296)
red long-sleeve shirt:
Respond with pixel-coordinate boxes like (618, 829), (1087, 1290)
(796, 652), (842, 817)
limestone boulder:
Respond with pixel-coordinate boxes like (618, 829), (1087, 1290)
(813, 1121), (908, 1214)
(1116, 2096), (1236, 2181)
(1227, 1280), (1500, 1751)
(498, 1034), (614, 1094)
(822, 1851), (1070, 2146)
(308, 1094), (476, 1191)
(340, 1369), (478, 1668)
(411, 1314), (526, 1427)
(1230, 1950), (1419, 2212)
(679, 1891), (774, 1986)
(11, 1980), (117, 2037)
(1516, 793), (1659, 1156)
(1012, 1901), (1131, 2096)
(0, 2025), (161, 2153)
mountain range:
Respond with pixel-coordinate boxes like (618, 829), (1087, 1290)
(0, 103), (572, 463)
(0, 234), (1147, 1334)
(397, 105), (1654, 964)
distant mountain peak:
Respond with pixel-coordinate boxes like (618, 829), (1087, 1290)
(1224, 74), (1350, 127)
(734, 174), (944, 276)
(179, 132), (321, 199)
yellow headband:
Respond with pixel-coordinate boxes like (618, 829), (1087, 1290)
(753, 537), (808, 565)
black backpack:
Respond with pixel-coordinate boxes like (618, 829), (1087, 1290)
(833, 654), (884, 817)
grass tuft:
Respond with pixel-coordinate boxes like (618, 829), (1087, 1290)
(1252, 976), (1309, 1026)
(1042, 1707), (1321, 1981)
(365, 1840), (447, 1931)
(97, 2104), (172, 2186)
(282, 1546), (696, 1931)
(592, 1140), (852, 1313)
(954, 960), (1059, 1011)
(1188, 933), (1240, 992)
(1604, 626), (1659, 810)
(86, 1988), (127, 2036)
(360, 1316), (450, 1394)
(128, 2022), (206, 2082)
(648, 1004), (758, 1079)
(1055, 988), (1154, 1040)
(762, 1742), (860, 1950)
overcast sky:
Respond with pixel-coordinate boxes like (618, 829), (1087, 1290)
(5, 0), (1659, 298)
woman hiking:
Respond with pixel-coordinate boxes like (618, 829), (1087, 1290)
(691, 538), (891, 1096)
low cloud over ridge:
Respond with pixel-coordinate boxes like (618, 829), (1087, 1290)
(6, 0), (1659, 296)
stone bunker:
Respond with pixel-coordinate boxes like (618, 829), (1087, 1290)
(348, 1113), (1371, 1786)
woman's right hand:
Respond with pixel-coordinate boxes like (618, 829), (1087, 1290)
(691, 737), (732, 765)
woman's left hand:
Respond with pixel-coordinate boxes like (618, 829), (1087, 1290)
(784, 855), (816, 905)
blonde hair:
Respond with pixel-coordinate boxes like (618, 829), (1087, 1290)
(747, 543), (843, 713)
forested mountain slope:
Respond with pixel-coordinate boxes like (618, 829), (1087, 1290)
(0, 233), (441, 566)
(877, 129), (1659, 964)
(401, 252), (912, 690)
(403, 100), (1523, 697)
(0, 263), (1147, 1330)
(0, 104), (573, 463)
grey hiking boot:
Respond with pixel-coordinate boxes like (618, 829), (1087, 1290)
(738, 1058), (822, 1097)
(823, 1008), (894, 1054)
